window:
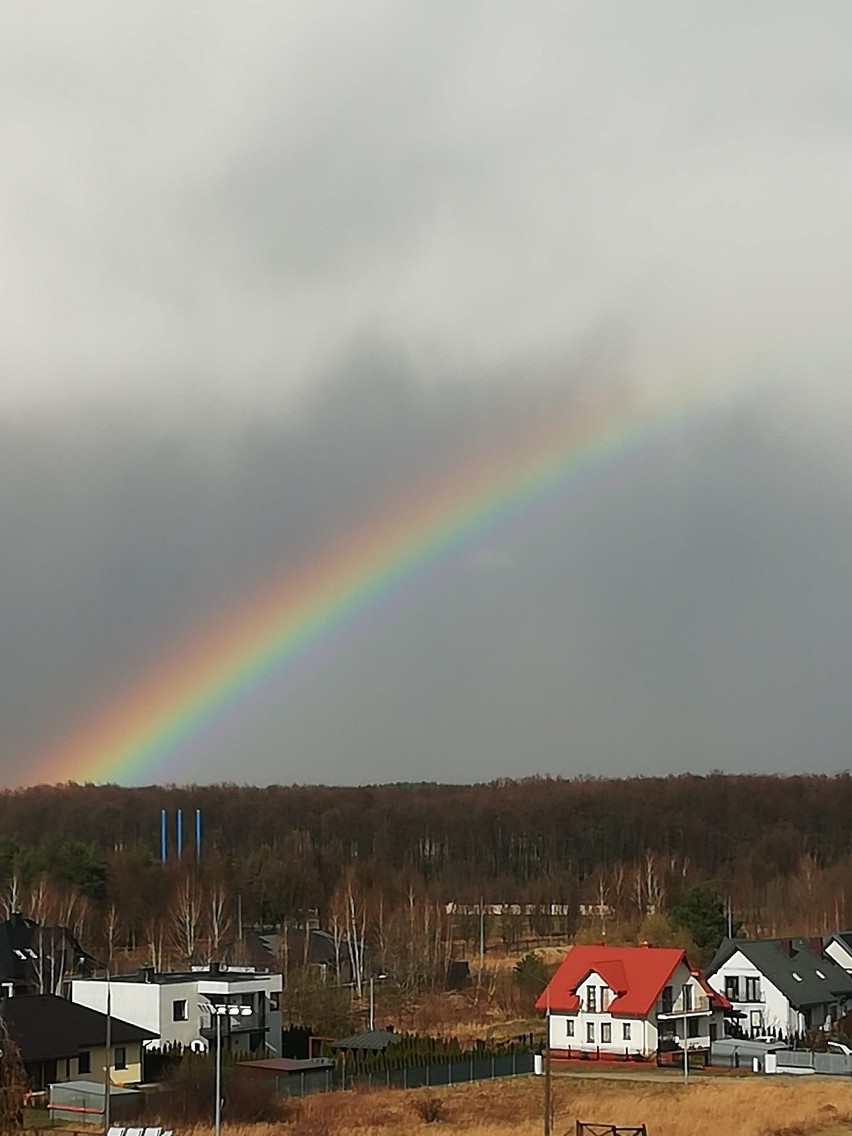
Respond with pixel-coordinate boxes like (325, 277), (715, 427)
(622, 1023), (631, 1041)
(601, 1023), (612, 1043)
(682, 985), (693, 1012)
(172, 999), (188, 1021)
(661, 986), (673, 1014)
(745, 977), (761, 1002)
(586, 1022), (595, 1043)
(566, 1019), (575, 1038)
(586, 987), (597, 1012)
(724, 976), (740, 1001)
(792, 972), (802, 982)
(816, 970), (826, 980)
(78, 1052), (91, 1075)
(114, 1047), (127, 1071)
(687, 1018), (700, 1038)
(600, 986), (609, 1011)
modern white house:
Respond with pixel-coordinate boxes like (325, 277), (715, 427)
(71, 963), (283, 1056)
(706, 937), (852, 1038)
(536, 944), (729, 1059)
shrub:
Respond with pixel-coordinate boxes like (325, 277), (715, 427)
(412, 1093), (447, 1123)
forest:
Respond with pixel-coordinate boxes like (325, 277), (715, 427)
(0, 774), (847, 969)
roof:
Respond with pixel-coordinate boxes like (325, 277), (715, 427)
(535, 945), (729, 1017)
(237, 1057), (334, 1073)
(708, 938), (852, 1008)
(108, 965), (270, 986)
(332, 1029), (399, 1051)
(0, 915), (96, 988)
(2, 994), (156, 1062)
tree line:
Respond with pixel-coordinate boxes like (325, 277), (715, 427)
(0, 774), (849, 970)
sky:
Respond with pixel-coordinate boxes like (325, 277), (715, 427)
(3, 1), (852, 786)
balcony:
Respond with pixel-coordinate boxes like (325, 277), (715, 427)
(657, 993), (711, 1018)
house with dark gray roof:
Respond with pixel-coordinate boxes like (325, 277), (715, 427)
(0, 914), (96, 996)
(1, 993), (155, 1091)
(706, 937), (852, 1039)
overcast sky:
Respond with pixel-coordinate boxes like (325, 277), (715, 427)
(3, 1), (852, 787)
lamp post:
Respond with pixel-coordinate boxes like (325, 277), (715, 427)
(204, 1002), (252, 1136)
(368, 974), (388, 1031)
(682, 983), (689, 1086)
(543, 984), (551, 1136)
(103, 969), (111, 1136)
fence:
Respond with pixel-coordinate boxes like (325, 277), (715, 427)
(277, 1050), (536, 1098)
(575, 1125), (647, 1135)
(770, 1050), (852, 1077)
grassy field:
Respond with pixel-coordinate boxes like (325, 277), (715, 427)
(157, 1072), (852, 1136)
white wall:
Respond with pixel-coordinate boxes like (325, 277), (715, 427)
(547, 961), (719, 1057)
(72, 973), (283, 1054)
(707, 949), (802, 1037)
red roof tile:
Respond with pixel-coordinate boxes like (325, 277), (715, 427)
(535, 944), (728, 1017)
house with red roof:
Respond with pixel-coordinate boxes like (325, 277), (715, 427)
(535, 944), (731, 1059)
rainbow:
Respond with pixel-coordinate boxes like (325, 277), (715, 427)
(29, 386), (734, 786)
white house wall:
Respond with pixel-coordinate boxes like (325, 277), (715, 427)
(707, 950), (802, 1037)
(547, 963), (715, 1058)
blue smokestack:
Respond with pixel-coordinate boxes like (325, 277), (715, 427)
(195, 808), (202, 861)
(176, 808), (183, 858)
(160, 809), (167, 863)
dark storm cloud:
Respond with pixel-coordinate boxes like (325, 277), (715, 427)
(2, 2), (852, 784)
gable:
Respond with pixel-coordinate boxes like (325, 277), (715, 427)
(537, 946), (686, 1017)
(710, 938), (852, 1009)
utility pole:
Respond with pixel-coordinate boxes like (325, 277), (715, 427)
(543, 985), (552, 1136)
(479, 898), (484, 978)
(682, 983), (689, 1086)
(103, 970), (112, 1136)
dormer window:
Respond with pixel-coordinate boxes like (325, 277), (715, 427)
(587, 986), (597, 1012)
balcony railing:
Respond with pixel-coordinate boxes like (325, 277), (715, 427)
(200, 1007), (266, 1035)
(657, 994), (710, 1016)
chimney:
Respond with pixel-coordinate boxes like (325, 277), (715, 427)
(808, 936), (824, 957)
(138, 965), (155, 983)
(210, 961), (221, 977)
(779, 939), (796, 958)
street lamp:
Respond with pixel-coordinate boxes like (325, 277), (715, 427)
(368, 974), (388, 1031)
(203, 1002), (252, 1136)
(682, 983), (689, 1086)
(103, 969), (111, 1136)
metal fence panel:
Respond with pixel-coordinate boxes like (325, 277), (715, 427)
(774, 1050), (852, 1076)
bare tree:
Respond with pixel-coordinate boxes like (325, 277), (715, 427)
(344, 876), (366, 997)
(0, 1018), (26, 1134)
(170, 876), (204, 962)
(104, 904), (122, 967)
(144, 917), (165, 971)
(0, 877), (22, 921)
(207, 881), (232, 962)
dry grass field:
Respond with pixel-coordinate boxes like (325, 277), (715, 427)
(169, 1073), (852, 1136)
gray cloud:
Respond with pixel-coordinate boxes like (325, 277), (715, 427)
(2, 2), (852, 784)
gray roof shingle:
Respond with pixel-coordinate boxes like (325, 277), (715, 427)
(709, 937), (852, 1008)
